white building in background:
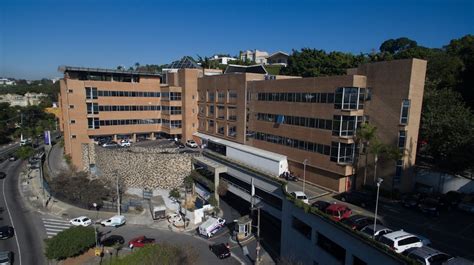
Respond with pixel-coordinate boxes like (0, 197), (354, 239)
(0, 78), (16, 86)
(208, 55), (237, 65)
(0, 92), (47, 107)
(240, 49), (269, 64)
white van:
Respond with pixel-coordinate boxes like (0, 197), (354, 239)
(198, 217), (225, 238)
(100, 215), (126, 227)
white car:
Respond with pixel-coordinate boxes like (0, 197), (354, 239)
(379, 230), (425, 253)
(290, 191), (309, 204)
(101, 215), (126, 227)
(70, 216), (92, 227)
(119, 140), (131, 147)
(186, 140), (198, 148)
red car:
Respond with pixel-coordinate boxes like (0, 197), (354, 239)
(128, 236), (155, 248)
(325, 203), (352, 221)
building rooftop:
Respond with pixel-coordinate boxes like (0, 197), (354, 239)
(58, 66), (162, 77)
(166, 56), (201, 69)
(224, 64), (268, 74)
(194, 132), (287, 162)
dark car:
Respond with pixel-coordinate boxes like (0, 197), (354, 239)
(0, 251), (13, 265)
(175, 141), (185, 148)
(341, 215), (381, 230)
(102, 141), (119, 148)
(418, 198), (441, 216)
(0, 172), (6, 179)
(101, 235), (125, 247)
(0, 226), (14, 239)
(311, 200), (331, 211)
(338, 191), (375, 208)
(401, 193), (424, 209)
(209, 243), (231, 259)
(441, 191), (464, 209)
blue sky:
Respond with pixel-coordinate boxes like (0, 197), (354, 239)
(1, 0), (473, 79)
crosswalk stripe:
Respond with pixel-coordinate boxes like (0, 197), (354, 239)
(44, 223), (70, 228)
(42, 218), (70, 223)
(45, 227), (68, 232)
(46, 231), (58, 235)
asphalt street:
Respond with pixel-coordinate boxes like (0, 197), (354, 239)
(0, 159), (45, 265)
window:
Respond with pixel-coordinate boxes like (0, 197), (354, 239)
(71, 135), (76, 139)
(170, 92), (181, 101)
(217, 91), (226, 103)
(88, 118), (100, 129)
(334, 87), (365, 110)
(400, 99), (410, 124)
(87, 103), (99, 114)
(209, 105), (215, 116)
(208, 91), (215, 102)
(199, 106), (205, 115)
(217, 106), (225, 119)
(292, 217), (311, 239)
(317, 233), (346, 264)
(228, 107), (237, 121)
(69, 105), (74, 109)
(395, 160), (403, 182)
(170, 120), (182, 128)
(70, 120), (75, 124)
(228, 90), (237, 104)
(85, 87), (98, 99)
(218, 125), (225, 135)
(333, 116), (362, 136)
(398, 237), (420, 246)
(398, 130), (407, 150)
(228, 125), (237, 137)
(68, 89), (73, 93)
(330, 142), (355, 164)
(208, 120), (215, 131)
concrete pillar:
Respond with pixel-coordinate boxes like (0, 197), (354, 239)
(113, 134), (117, 141)
(151, 132), (155, 140)
(132, 133), (137, 142)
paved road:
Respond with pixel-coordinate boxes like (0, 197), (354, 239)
(0, 159), (45, 265)
(48, 143), (68, 176)
(320, 193), (474, 260)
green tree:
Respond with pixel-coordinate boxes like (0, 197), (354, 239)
(110, 243), (197, 265)
(420, 88), (474, 173)
(369, 139), (386, 184)
(44, 226), (95, 260)
(15, 146), (34, 159)
(379, 37), (418, 54)
(356, 122), (377, 185)
(169, 188), (180, 201)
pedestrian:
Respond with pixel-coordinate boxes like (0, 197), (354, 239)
(226, 243), (230, 250)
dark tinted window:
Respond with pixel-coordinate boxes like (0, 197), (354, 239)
(398, 236), (420, 246)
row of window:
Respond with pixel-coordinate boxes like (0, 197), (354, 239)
(161, 119), (182, 128)
(257, 92), (335, 104)
(98, 105), (162, 112)
(162, 106), (182, 115)
(87, 118), (162, 129)
(334, 87), (367, 110)
(205, 120), (237, 138)
(252, 131), (331, 156)
(204, 90), (238, 103)
(162, 92), (182, 101)
(256, 113), (333, 131)
(291, 216), (367, 265)
(97, 90), (161, 98)
(202, 105), (237, 121)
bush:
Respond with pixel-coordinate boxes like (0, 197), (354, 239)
(169, 188), (180, 200)
(15, 146), (34, 160)
(110, 243), (197, 265)
(44, 226), (95, 260)
(208, 194), (218, 207)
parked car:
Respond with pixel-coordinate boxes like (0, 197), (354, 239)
(404, 246), (452, 265)
(8, 155), (17, 161)
(379, 230), (425, 253)
(0, 226), (14, 239)
(401, 193), (424, 209)
(209, 243), (231, 259)
(325, 204), (352, 221)
(19, 138), (31, 146)
(418, 198), (441, 216)
(440, 191), (463, 209)
(186, 140), (198, 148)
(102, 141), (119, 148)
(128, 236), (155, 248)
(69, 216), (92, 227)
(101, 235), (125, 247)
(101, 215), (126, 227)
(175, 141), (185, 148)
(198, 217), (226, 238)
(0, 251), (13, 265)
(442, 257), (474, 265)
(338, 191), (375, 208)
(360, 224), (392, 240)
(341, 215), (381, 230)
(311, 200), (331, 211)
(0, 172), (5, 179)
(457, 198), (474, 214)
(119, 139), (131, 147)
(290, 191), (309, 204)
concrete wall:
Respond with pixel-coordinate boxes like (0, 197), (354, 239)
(281, 200), (405, 265)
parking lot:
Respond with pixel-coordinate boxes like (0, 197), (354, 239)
(316, 193), (474, 260)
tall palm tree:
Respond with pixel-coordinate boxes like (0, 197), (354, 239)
(369, 139), (386, 184)
(355, 122), (377, 185)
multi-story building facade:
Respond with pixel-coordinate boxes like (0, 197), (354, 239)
(58, 66), (201, 170)
(196, 59), (427, 192)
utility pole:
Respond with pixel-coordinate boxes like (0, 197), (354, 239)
(116, 173), (121, 216)
(251, 204), (262, 264)
(303, 159), (308, 194)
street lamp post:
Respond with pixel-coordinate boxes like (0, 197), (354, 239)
(373, 178), (383, 239)
(303, 159), (308, 194)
